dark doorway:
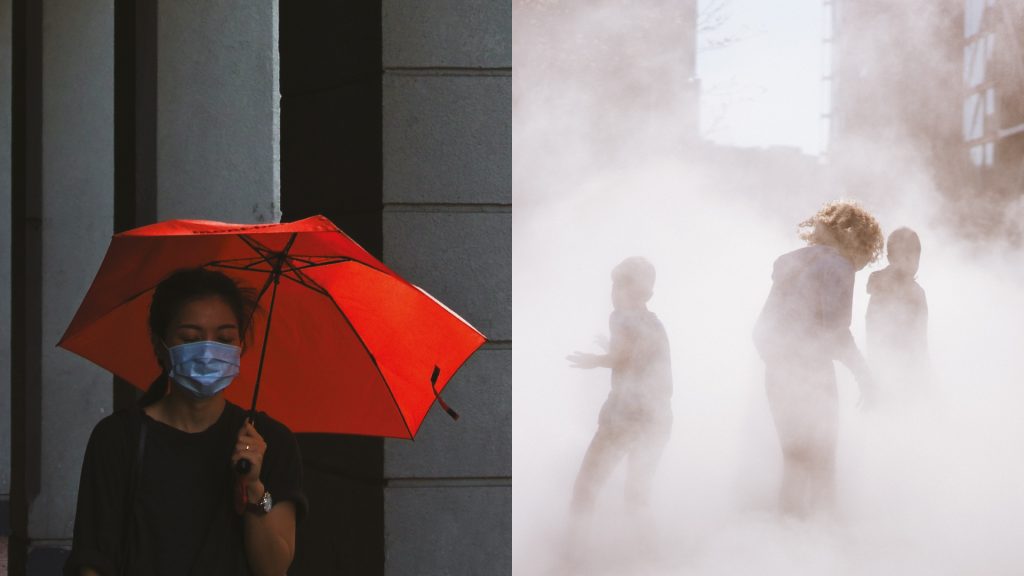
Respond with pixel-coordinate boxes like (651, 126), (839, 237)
(279, 3), (385, 574)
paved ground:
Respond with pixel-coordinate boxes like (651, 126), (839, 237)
(0, 536), (7, 575)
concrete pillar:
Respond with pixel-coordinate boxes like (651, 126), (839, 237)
(33, 0), (114, 570)
(381, 2), (512, 574)
(156, 0), (280, 222)
(0, 0), (12, 531)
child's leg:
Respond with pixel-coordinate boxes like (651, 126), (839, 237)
(572, 424), (628, 516)
(624, 414), (671, 509)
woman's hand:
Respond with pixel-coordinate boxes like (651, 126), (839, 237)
(232, 419), (267, 500)
(233, 420), (298, 575)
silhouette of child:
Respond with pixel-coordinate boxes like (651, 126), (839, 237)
(866, 227), (929, 405)
(753, 200), (883, 518)
(567, 257), (673, 516)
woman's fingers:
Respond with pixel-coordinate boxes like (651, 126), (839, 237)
(233, 422), (267, 477)
(235, 441), (265, 452)
(236, 422), (266, 447)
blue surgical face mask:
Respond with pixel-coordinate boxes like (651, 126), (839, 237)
(165, 340), (242, 399)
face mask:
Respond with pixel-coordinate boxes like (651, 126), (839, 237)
(165, 340), (242, 399)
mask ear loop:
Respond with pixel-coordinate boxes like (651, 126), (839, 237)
(159, 339), (174, 380)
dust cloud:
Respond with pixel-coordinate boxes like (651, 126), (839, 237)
(514, 1), (1024, 575)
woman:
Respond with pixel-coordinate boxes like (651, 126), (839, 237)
(65, 268), (307, 575)
(753, 200), (883, 517)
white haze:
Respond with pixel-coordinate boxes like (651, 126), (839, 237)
(513, 2), (1024, 575)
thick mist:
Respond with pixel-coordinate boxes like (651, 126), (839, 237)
(514, 2), (1024, 575)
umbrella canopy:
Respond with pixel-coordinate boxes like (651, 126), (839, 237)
(58, 215), (485, 438)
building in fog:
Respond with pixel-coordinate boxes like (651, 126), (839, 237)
(827, 0), (1024, 240)
(514, 0), (701, 159)
(825, 0), (964, 214)
(959, 0), (1024, 237)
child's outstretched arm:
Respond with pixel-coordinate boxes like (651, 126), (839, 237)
(566, 351), (612, 369)
(567, 313), (634, 370)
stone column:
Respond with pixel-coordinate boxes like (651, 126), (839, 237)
(31, 1), (115, 572)
(381, 2), (512, 574)
(156, 0), (280, 222)
(0, 0), (12, 532)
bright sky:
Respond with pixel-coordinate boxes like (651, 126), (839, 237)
(697, 0), (827, 156)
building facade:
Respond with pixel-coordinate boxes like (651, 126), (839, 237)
(828, 0), (1024, 240)
(959, 0), (1024, 237)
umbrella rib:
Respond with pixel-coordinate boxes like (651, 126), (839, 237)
(208, 262), (276, 273)
(245, 232), (299, 416)
(208, 257), (353, 274)
(210, 233), (413, 436)
(273, 259), (357, 297)
(233, 234), (320, 297)
(276, 256), (333, 299)
(285, 255), (326, 267)
(205, 256), (269, 264)
(60, 285), (156, 343)
(322, 294), (415, 440)
(238, 234), (276, 259)
(275, 270), (332, 298)
(288, 258), (351, 270)
(252, 271), (276, 306)
(270, 258), (427, 436)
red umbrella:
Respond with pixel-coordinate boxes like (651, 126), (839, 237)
(58, 215), (485, 439)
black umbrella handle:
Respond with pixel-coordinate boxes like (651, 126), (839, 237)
(235, 458), (252, 475)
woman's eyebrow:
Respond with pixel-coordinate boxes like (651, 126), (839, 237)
(175, 323), (238, 331)
(175, 324), (204, 331)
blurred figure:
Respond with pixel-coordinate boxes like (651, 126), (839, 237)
(866, 227), (929, 405)
(753, 201), (883, 518)
(567, 257), (673, 517)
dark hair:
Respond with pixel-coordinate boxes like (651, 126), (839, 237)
(887, 227), (921, 257)
(140, 267), (258, 406)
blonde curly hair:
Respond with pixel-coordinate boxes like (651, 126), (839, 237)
(798, 200), (884, 269)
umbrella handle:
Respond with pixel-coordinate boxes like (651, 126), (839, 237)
(234, 411), (257, 475)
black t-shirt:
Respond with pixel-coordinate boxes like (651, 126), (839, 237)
(65, 402), (307, 576)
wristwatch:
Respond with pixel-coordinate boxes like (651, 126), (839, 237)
(249, 490), (273, 514)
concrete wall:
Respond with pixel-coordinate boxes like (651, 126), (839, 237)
(157, 0), (280, 223)
(381, 2), (512, 574)
(35, 0), (115, 551)
(0, 0), (13, 511)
